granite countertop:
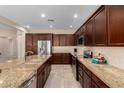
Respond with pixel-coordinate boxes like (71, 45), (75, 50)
(77, 58), (124, 88)
(0, 55), (51, 88)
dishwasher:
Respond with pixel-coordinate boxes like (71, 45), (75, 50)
(20, 74), (37, 88)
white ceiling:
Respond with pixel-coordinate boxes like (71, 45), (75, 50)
(0, 5), (100, 31)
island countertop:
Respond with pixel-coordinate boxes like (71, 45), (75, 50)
(0, 55), (51, 88)
(77, 58), (124, 88)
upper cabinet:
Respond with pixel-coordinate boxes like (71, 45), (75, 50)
(32, 34), (39, 54)
(85, 19), (93, 46)
(26, 33), (53, 55)
(66, 34), (74, 46)
(107, 5), (124, 46)
(93, 7), (107, 46)
(26, 34), (33, 52)
(59, 35), (66, 46)
(53, 35), (60, 46)
(53, 34), (74, 46)
(75, 5), (124, 46)
(26, 34), (33, 46)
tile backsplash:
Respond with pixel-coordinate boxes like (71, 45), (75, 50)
(77, 46), (124, 70)
(52, 46), (76, 54)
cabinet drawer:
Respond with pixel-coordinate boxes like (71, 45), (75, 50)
(91, 81), (99, 88)
(78, 65), (83, 77)
(92, 73), (109, 88)
(83, 65), (92, 77)
(78, 74), (83, 87)
(83, 71), (92, 88)
(78, 62), (83, 68)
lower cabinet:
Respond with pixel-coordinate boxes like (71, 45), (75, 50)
(78, 61), (109, 88)
(91, 81), (99, 88)
(83, 71), (92, 88)
(37, 56), (52, 88)
(52, 53), (71, 64)
(78, 74), (84, 87)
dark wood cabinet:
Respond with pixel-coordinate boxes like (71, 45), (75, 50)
(37, 56), (52, 88)
(85, 19), (93, 46)
(26, 34), (33, 52)
(53, 35), (60, 46)
(92, 73), (109, 88)
(52, 53), (71, 64)
(78, 74), (84, 87)
(107, 5), (124, 46)
(94, 7), (107, 46)
(59, 35), (66, 46)
(75, 5), (124, 46)
(53, 34), (74, 46)
(52, 53), (62, 64)
(66, 34), (74, 46)
(74, 34), (78, 45)
(32, 34), (39, 46)
(83, 70), (92, 88)
(38, 34), (46, 40)
(26, 33), (52, 55)
(26, 34), (33, 46)
(62, 53), (71, 64)
(91, 81), (99, 88)
(77, 61), (109, 88)
(32, 34), (39, 54)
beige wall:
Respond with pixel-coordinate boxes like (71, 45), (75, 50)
(28, 29), (75, 34)
(77, 46), (124, 70)
(0, 30), (17, 59)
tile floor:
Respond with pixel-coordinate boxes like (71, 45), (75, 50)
(44, 65), (81, 88)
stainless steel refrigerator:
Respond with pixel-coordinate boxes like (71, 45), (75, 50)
(38, 40), (51, 55)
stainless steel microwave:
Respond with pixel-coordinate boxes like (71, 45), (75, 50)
(78, 35), (84, 45)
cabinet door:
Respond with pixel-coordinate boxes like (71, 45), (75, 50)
(26, 34), (33, 52)
(52, 53), (62, 64)
(92, 73), (109, 88)
(45, 34), (53, 40)
(73, 34), (77, 45)
(39, 34), (47, 40)
(83, 72), (92, 88)
(53, 35), (60, 46)
(26, 34), (33, 46)
(66, 34), (74, 46)
(78, 74), (84, 87)
(91, 81), (99, 88)
(37, 70), (45, 88)
(59, 35), (66, 46)
(94, 7), (107, 46)
(108, 6), (124, 45)
(62, 53), (71, 64)
(85, 20), (93, 46)
(32, 34), (39, 54)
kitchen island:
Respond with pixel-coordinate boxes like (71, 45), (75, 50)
(0, 55), (51, 88)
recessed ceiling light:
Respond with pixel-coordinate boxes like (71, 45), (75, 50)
(49, 25), (53, 28)
(41, 13), (46, 18)
(69, 25), (73, 28)
(74, 13), (78, 18)
(26, 25), (30, 28)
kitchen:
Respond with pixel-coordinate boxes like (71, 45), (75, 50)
(0, 5), (124, 88)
